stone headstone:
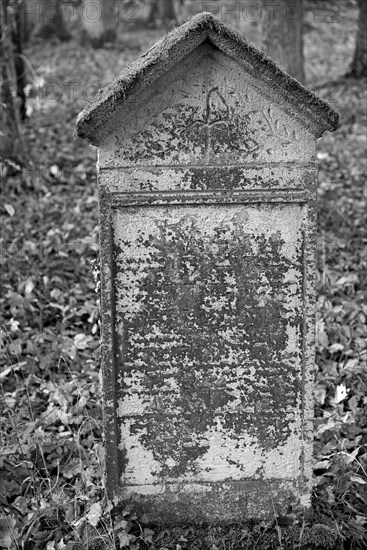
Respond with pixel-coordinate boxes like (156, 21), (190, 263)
(76, 12), (339, 523)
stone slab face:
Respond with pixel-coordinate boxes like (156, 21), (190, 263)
(97, 43), (318, 522)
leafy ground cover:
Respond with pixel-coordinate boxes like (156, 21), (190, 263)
(1, 1), (366, 548)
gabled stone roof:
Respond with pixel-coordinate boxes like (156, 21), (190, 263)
(75, 12), (339, 143)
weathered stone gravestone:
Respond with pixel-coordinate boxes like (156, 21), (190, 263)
(76, 13), (339, 523)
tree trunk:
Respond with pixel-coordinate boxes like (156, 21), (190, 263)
(0, 0), (27, 166)
(81, 0), (117, 48)
(261, 0), (305, 84)
(348, 0), (367, 77)
(14, 0), (27, 120)
(33, 0), (71, 41)
(147, 0), (178, 28)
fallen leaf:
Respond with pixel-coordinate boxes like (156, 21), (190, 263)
(350, 475), (366, 485)
(4, 204), (15, 216)
(334, 384), (348, 404)
(87, 502), (102, 527)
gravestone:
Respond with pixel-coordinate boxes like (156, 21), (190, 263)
(75, 12), (339, 523)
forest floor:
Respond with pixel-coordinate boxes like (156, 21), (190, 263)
(1, 1), (366, 549)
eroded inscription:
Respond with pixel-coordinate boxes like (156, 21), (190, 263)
(114, 204), (304, 483)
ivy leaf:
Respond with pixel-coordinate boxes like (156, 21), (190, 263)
(86, 502), (102, 527)
(117, 531), (131, 547)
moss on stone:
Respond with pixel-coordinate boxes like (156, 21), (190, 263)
(75, 12), (339, 144)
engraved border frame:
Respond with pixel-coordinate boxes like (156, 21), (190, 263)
(99, 187), (316, 509)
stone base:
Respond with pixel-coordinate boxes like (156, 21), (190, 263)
(117, 479), (311, 523)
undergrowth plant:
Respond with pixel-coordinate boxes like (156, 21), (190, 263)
(1, 1), (366, 548)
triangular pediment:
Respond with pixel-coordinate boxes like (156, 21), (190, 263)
(75, 12), (339, 144)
